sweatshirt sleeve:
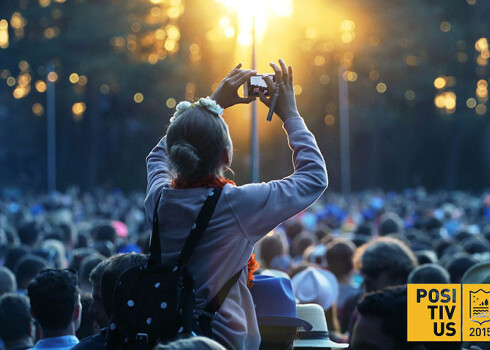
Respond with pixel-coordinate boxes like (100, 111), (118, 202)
(144, 136), (171, 221)
(224, 116), (328, 243)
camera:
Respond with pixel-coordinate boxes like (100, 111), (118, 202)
(243, 74), (275, 97)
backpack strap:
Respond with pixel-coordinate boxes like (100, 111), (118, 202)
(148, 187), (222, 268)
(198, 269), (242, 337)
(148, 191), (164, 267)
(177, 187), (222, 267)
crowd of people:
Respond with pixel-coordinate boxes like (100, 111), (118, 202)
(1, 60), (490, 350)
(0, 186), (489, 349)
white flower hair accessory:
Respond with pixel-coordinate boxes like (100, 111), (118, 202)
(195, 97), (224, 116)
(169, 98), (224, 123)
(169, 101), (192, 123)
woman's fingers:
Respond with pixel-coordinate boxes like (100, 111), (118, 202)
(258, 90), (270, 107)
(263, 75), (276, 95)
(269, 61), (283, 84)
(230, 69), (256, 86)
(227, 63), (243, 79)
(288, 65), (293, 86)
(238, 95), (256, 104)
(278, 59), (289, 86)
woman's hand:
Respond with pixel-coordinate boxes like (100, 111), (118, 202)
(210, 63), (257, 109)
(258, 59), (299, 122)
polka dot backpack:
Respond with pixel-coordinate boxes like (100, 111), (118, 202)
(106, 188), (241, 349)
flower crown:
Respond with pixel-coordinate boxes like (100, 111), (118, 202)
(170, 97), (224, 123)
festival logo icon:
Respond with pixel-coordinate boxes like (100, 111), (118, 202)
(470, 289), (490, 325)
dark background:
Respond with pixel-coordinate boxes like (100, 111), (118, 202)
(0, 0), (489, 192)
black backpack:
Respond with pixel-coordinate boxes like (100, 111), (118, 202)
(106, 188), (241, 349)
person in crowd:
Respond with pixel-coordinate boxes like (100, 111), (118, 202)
(326, 238), (359, 333)
(250, 274), (312, 350)
(17, 221), (42, 249)
(378, 212), (404, 236)
(447, 256), (477, 283)
(27, 269), (81, 350)
(350, 286), (460, 350)
(144, 59), (328, 349)
(0, 293), (34, 350)
(72, 253), (147, 350)
(78, 254), (104, 293)
(258, 231), (289, 270)
(14, 254), (48, 293)
(407, 263), (450, 284)
(3, 245), (29, 272)
(0, 266), (16, 296)
(354, 237), (418, 293)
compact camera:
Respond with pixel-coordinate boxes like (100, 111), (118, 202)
(243, 74), (275, 97)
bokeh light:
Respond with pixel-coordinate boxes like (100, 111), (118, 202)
(376, 82), (387, 93)
(32, 103), (44, 116)
(166, 97), (176, 108)
(134, 93), (144, 103)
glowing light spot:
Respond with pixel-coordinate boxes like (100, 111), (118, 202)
(224, 27), (235, 38)
(35, 80), (47, 92)
(189, 43), (200, 54)
(342, 71), (358, 82)
(19, 60), (29, 71)
(319, 74), (330, 85)
(166, 25), (180, 40)
(466, 98), (477, 108)
(434, 95), (445, 108)
(324, 114), (335, 126)
(32, 103), (44, 116)
(434, 77), (446, 89)
(475, 38), (488, 52)
(476, 103), (487, 115)
(340, 20), (355, 32)
(0, 19), (9, 49)
(405, 90), (416, 101)
(406, 55), (419, 66)
(1, 70), (10, 79)
(440, 21), (451, 32)
(6, 77), (16, 86)
(47, 72), (58, 82)
(78, 76), (87, 86)
(467, 0), (476, 4)
(478, 79), (488, 88)
(376, 82), (387, 93)
(166, 98), (176, 108)
(314, 55), (325, 66)
(100, 84), (110, 94)
(148, 54), (158, 64)
(341, 32), (354, 43)
(72, 102), (86, 116)
(39, 0), (51, 7)
(131, 22), (141, 33)
(69, 73), (79, 84)
(167, 6), (183, 19)
(13, 87), (26, 99)
(155, 29), (166, 40)
(44, 27), (59, 39)
(151, 7), (162, 17)
(164, 40), (176, 52)
(477, 56), (488, 66)
(134, 93), (144, 103)
(294, 85), (303, 96)
(369, 70), (380, 81)
(213, 0), (293, 47)
(150, 0), (164, 4)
